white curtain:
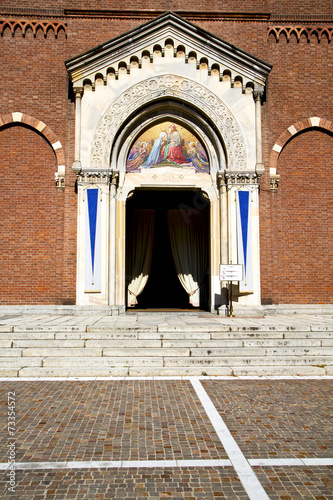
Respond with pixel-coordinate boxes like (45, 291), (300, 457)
(167, 209), (208, 307)
(126, 209), (155, 307)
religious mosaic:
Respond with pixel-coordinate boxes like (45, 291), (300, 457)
(126, 122), (209, 173)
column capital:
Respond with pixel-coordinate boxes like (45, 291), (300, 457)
(72, 160), (82, 173)
(74, 86), (84, 99)
(217, 170), (227, 188)
(253, 91), (263, 103)
(111, 171), (119, 187)
(270, 174), (280, 192)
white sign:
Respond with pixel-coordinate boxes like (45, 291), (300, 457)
(219, 264), (243, 282)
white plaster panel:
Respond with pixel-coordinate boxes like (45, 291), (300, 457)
(230, 94), (256, 170)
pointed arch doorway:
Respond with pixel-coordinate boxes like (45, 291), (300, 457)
(126, 189), (210, 311)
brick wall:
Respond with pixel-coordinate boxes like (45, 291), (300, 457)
(0, 1), (332, 305)
(0, 125), (65, 304)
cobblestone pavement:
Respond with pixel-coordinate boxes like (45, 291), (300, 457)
(203, 379), (333, 459)
(1, 377), (333, 499)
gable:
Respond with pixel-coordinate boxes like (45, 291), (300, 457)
(66, 11), (271, 92)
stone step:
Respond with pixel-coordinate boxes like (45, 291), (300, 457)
(15, 354), (331, 369)
(164, 355), (333, 367)
(3, 345), (333, 359)
(43, 357), (165, 367)
(1, 321), (333, 377)
(18, 367), (129, 378)
(16, 364), (327, 378)
(0, 357), (43, 368)
(127, 365), (327, 377)
(11, 339), (86, 348)
(190, 347), (333, 356)
(8, 325), (333, 334)
(2, 330), (333, 341)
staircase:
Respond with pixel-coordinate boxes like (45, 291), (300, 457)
(1, 320), (333, 377)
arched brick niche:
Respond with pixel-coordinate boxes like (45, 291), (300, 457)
(266, 127), (333, 304)
(0, 120), (66, 304)
(269, 117), (333, 191)
(0, 112), (66, 187)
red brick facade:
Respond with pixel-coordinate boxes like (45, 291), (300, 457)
(0, 1), (332, 305)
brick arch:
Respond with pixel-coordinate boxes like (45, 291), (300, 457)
(0, 112), (65, 187)
(0, 18), (67, 38)
(270, 117), (333, 171)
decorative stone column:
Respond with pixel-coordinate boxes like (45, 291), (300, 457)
(220, 172), (261, 309)
(217, 171), (229, 306)
(254, 90), (265, 176)
(109, 172), (119, 307)
(72, 87), (83, 173)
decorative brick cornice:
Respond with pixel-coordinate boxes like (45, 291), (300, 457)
(0, 112), (66, 188)
(268, 25), (333, 43)
(0, 18), (67, 38)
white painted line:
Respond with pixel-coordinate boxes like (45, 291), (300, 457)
(302, 458), (333, 466)
(14, 458), (333, 471)
(1, 376), (333, 382)
(177, 459), (231, 467)
(249, 459), (303, 466)
(7, 459), (232, 470)
(123, 460), (178, 468)
(250, 458), (333, 467)
(66, 461), (122, 469)
(191, 378), (270, 500)
(14, 462), (68, 470)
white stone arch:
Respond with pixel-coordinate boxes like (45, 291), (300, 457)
(90, 74), (248, 172)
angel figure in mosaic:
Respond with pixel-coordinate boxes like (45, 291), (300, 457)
(126, 141), (149, 172)
(186, 141), (209, 172)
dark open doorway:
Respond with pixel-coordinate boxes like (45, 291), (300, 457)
(126, 190), (210, 310)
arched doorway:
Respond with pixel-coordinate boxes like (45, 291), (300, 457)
(126, 189), (210, 310)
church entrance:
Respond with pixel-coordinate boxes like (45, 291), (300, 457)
(126, 190), (209, 310)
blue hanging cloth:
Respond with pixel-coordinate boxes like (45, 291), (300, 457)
(87, 189), (99, 279)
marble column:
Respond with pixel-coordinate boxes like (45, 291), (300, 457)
(72, 87), (83, 173)
(254, 91), (264, 176)
(217, 171), (229, 306)
(109, 172), (118, 306)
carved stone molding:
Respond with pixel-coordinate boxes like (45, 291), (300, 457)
(91, 75), (248, 172)
(77, 169), (113, 185)
(224, 171), (259, 185)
